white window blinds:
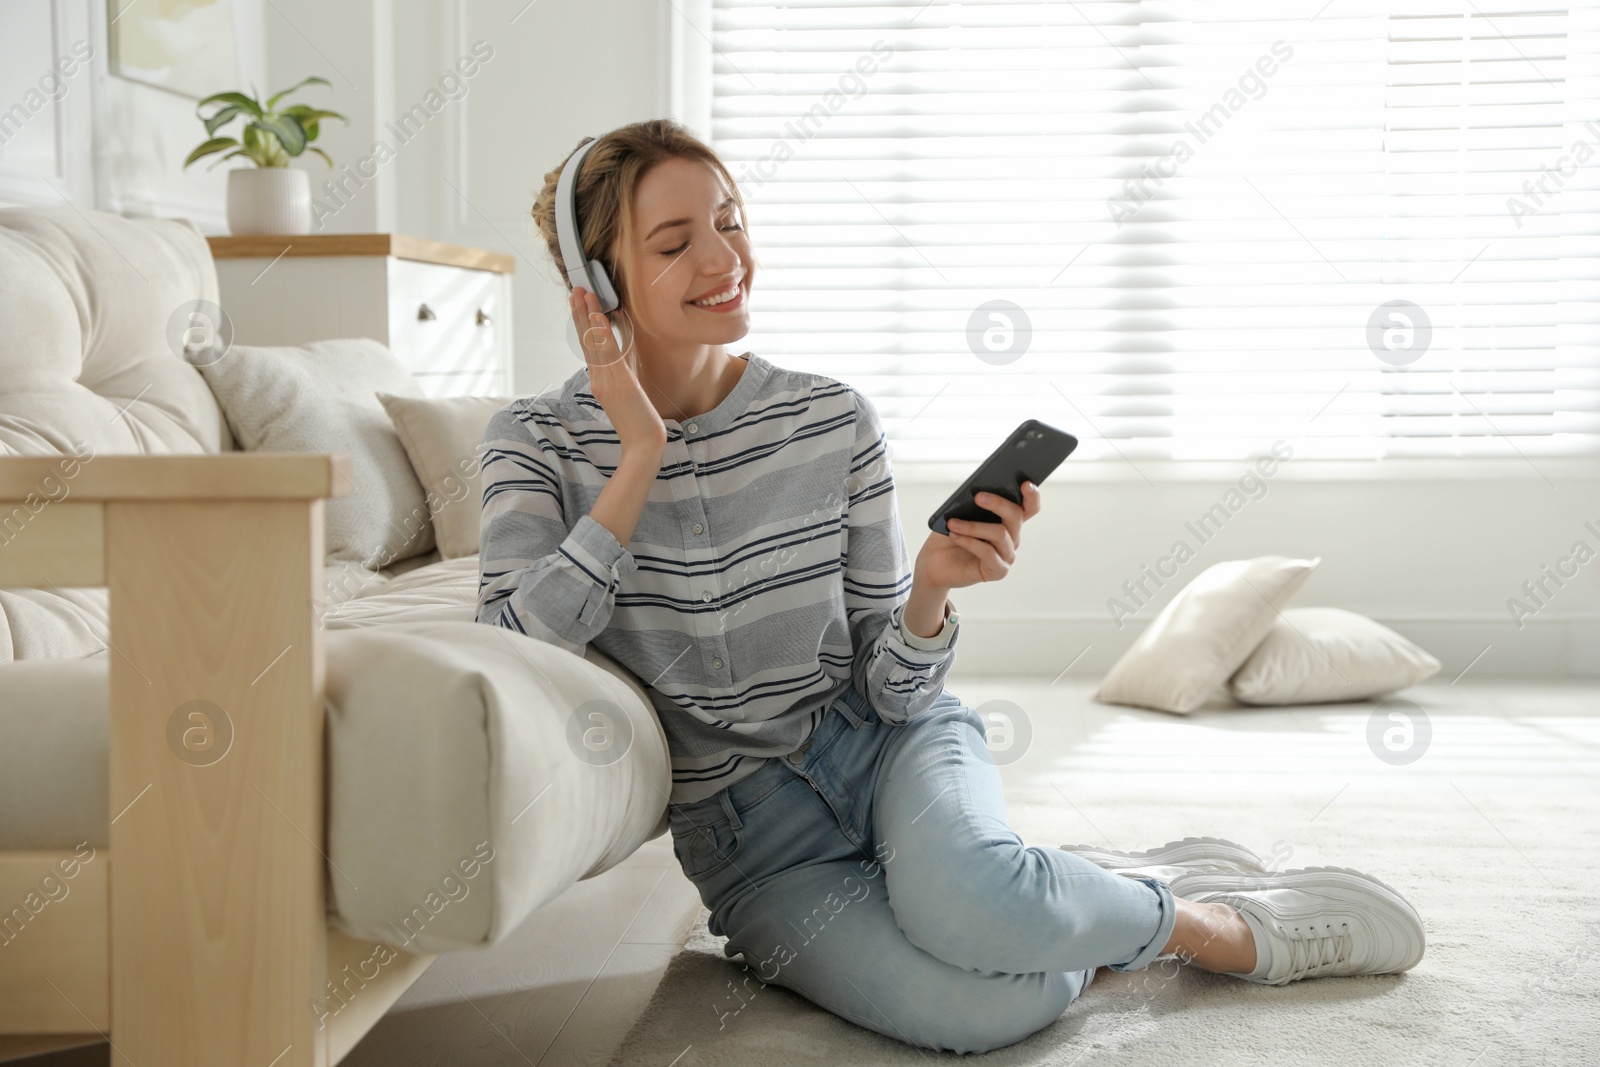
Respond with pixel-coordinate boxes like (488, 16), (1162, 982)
(708, 0), (1600, 462)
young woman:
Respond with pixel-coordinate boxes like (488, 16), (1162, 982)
(477, 120), (1425, 1055)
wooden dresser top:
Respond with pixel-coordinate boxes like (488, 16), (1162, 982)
(206, 233), (515, 274)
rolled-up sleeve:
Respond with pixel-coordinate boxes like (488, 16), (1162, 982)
(475, 403), (637, 656)
(841, 387), (959, 724)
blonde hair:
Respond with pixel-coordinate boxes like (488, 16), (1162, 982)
(531, 119), (750, 311)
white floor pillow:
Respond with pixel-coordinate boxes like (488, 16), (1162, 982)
(1228, 606), (1441, 705)
(1093, 555), (1321, 714)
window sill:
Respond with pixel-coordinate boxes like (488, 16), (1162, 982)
(890, 456), (1600, 485)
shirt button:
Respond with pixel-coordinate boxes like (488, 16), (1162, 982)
(692, 522), (704, 535)
(702, 590), (713, 602)
(712, 657), (724, 669)
(687, 422), (698, 434)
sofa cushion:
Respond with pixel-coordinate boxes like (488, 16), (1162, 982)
(0, 619), (671, 954)
(323, 620), (669, 952)
(0, 588), (109, 663)
(0, 206), (238, 662)
(0, 655), (108, 851)
(198, 337), (437, 569)
(0, 206), (235, 459)
(377, 392), (513, 560)
(322, 554), (480, 629)
(0, 561), (417, 663)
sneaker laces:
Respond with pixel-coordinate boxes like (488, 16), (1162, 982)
(1277, 920), (1353, 981)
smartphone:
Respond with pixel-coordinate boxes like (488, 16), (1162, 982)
(928, 419), (1078, 535)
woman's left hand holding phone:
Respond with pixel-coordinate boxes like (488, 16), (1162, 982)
(900, 481), (1041, 639)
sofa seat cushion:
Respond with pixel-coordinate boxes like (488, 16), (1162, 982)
(0, 655), (108, 852)
(0, 561), (419, 663)
(0, 620), (670, 954)
(322, 554), (481, 628)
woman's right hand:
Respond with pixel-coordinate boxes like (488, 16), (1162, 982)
(570, 286), (668, 458)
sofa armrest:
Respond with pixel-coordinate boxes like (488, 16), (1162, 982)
(0, 452), (351, 1065)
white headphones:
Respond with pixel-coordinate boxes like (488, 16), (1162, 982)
(554, 136), (620, 314)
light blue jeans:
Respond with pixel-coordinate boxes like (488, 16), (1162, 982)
(665, 680), (1178, 1054)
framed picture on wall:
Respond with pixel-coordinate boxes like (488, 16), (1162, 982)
(107, 0), (240, 101)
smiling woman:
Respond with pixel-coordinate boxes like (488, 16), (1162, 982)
(481, 119), (1424, 1057)
(529, 123), (760, 426)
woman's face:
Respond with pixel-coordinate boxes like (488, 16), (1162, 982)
(614, 156), (754, 348)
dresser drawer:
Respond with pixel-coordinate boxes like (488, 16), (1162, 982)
(388, 261), (503, 375)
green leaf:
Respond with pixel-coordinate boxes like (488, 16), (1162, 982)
(307, 147), (334, 168)
(253, 114), (307, 156)
(203, 104), (247, 138)
(205, 149), (249, 172)
(195, 91), (262, 118)
(265, 76), (331, 111)
(182, 136), (240, 170)
(279, 106), (347, 126)
(279, 106), (347, 146)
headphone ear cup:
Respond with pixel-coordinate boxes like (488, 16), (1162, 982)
(588, 261), (620, 314)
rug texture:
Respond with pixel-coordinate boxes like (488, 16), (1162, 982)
(606, 775), (1599, 1066)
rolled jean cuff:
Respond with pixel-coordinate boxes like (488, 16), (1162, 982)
(1105, 875), (1178, 973)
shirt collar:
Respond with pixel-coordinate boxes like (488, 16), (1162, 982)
(663, 352), (771, 437)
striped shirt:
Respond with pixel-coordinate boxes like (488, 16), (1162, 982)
(475, 352), (960, 805)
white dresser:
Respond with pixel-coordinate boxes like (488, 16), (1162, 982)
(207, 234), (514, 398)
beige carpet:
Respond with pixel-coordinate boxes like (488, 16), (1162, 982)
(606, 679), (1600, 1066)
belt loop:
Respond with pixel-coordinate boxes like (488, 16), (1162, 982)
(833, 685), (866, 729)
(719, 787), (743, 830)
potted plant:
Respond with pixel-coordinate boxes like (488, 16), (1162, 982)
(183, 76), (348, 235)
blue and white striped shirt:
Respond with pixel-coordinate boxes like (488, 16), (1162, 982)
(475, 352), (960, 805)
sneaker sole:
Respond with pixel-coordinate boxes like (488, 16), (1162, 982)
(1058, 835), (1267, 874)
(1180, 864), (1426, 975)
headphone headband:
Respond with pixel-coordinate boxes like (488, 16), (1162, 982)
(554, 136), (620, 313)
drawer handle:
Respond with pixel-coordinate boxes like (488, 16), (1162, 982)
(475, 308), (492, 326)
(417, 303), (436, 321)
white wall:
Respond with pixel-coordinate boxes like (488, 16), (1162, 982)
(390, 0), (676, 401)
(0, 0), (270, 223)
(0, 0), (94, 206)
(261, 0), (396, 235)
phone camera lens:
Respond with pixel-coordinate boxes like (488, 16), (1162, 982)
(1015, 440), (1026, 448)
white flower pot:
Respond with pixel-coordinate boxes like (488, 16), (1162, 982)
(226, 167), (312, 235)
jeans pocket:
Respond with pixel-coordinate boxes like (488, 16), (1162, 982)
(668, 809), (746, 880)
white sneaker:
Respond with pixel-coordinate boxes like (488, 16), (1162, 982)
(1059, 835), (1266, 891)
(1179, 865), (1426, 984)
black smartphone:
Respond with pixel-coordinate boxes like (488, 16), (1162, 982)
(928, 419), (1078, 535)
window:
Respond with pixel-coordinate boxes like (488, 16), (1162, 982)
(708, 1), (1600, 462)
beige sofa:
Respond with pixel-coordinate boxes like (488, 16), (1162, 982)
(0, 206), (671, 1065)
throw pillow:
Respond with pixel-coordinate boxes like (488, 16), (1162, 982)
(198, 337), (435, 568)
(1228, 607), (1441, 705)
(376, 393), (513, 559)
(1093, 555), (1321, 714)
